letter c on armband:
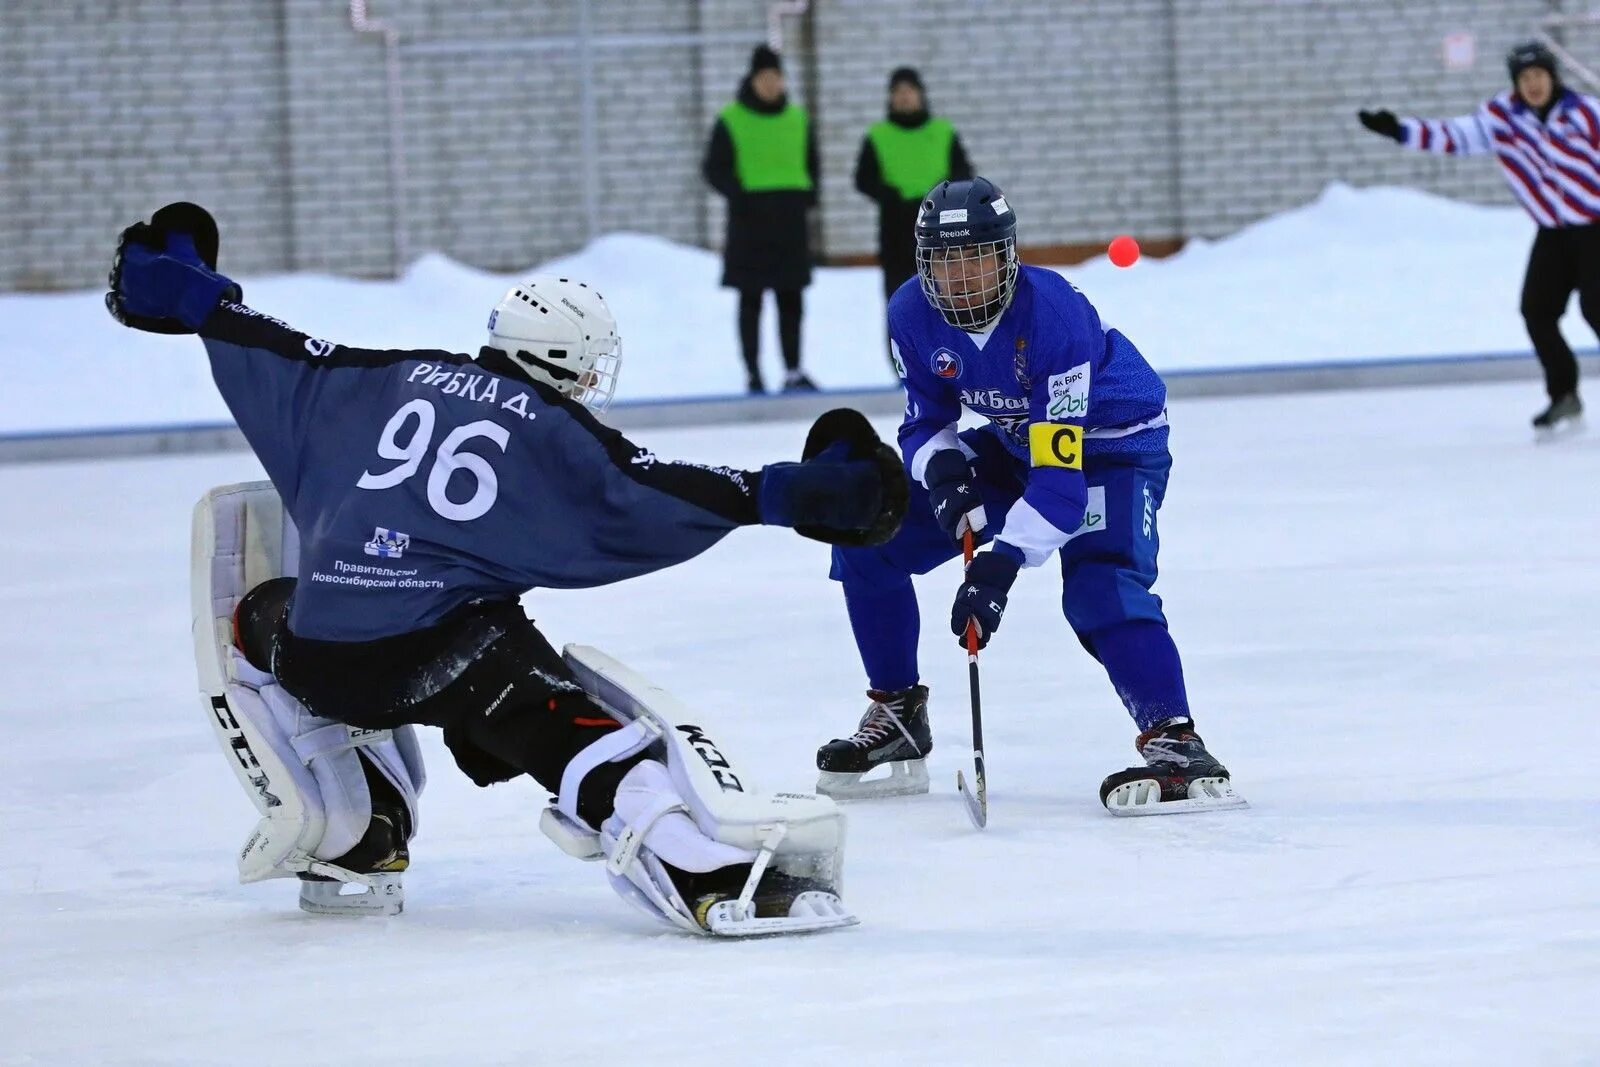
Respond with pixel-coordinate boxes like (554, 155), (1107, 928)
(1028, 422), (1083, 470)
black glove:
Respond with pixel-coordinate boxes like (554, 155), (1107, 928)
(1357, 109), (1402, 142)
(951, 548), (1022, 650)
(106, 202), (240, 334)
(759, 441), (882, 527)
(924, 448), (986, 544)
(758, 408), (909, 546)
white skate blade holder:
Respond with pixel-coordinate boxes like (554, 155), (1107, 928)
(296, 864), (404, 916)
(816, 759), (929, 801)
(1103, 776), (1249, 817)
(695, 825), (858, 939)
(560, 645), (860, 938)
(702, 891), (857, 938)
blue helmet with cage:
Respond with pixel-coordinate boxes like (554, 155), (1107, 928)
(914, 176), (1019, 331)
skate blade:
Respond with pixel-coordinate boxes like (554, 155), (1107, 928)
(816, 760), (929, 801)
(298, 873), (404, 916)
(1103, 776), (1249, 817)
(1535, 415), (1585, 443)
(702, 891), (859, 938)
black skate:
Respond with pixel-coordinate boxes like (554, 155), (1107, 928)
(1533, 393), (1584, 439)
(677, 867), (856, 938)
(815, 685), (931, 800)
(1099, 718), (1246, 816)
(297, 755), (413, 915)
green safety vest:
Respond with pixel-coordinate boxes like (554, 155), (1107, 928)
(867, 117), (956, 200)
(720, 102), (813, 192)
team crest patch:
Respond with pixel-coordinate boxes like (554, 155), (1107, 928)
(364, 527), (410, 559)
(931, 348), (963, 379)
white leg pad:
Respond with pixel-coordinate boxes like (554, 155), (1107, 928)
(545, 645), (859, 937)
(192, 482), (425, 911)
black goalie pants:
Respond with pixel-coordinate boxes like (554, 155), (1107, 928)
(273, 598), (638, 828)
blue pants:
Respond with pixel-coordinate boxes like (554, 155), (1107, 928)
(829, 428), (1191, 731)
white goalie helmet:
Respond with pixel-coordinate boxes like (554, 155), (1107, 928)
(485, 276), (621, 413)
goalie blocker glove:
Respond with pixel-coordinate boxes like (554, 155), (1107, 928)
(760, 408), (908, 546)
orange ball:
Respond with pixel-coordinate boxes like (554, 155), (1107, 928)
(1108, 234), (1140, 268)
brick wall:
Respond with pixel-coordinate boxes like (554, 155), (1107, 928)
(0, 0), (1561, 290)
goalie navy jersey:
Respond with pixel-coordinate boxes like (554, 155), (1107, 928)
(199, 302), (762, 642)
(889, 265), (1169, 567)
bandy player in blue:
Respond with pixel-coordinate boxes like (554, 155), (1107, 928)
(814, 177), (1245, 815)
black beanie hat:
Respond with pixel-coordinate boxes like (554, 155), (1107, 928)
(750, 44), (782, 76)
(889, 66), (924, 92)
(1506, 40), (1559, 84)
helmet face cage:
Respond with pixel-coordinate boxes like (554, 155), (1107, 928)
(575, 335), (620, 413)
(916, 235), (1018, 331)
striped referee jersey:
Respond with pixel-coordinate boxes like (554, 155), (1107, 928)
(1401, 88), (1600, 228)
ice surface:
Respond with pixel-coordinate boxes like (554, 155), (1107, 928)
(0, 184), (1580, 436)
(1, 382), (1597, 1064)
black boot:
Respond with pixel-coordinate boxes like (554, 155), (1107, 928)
(1532, 392), (1583, 433)
(815, 685), (931, 799)
(1099, 717), (1245, 815)
(297, 754), (412, 914)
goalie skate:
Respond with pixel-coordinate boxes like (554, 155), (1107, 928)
(815, 685), (931, 800)
(670, 861), (856, 938)
(696, 883), (857, 938)
(1100, 718), (1247, 817)
(549, 646), (859, 938)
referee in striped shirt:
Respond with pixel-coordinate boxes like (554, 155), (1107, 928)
(1359, 41), (1596, 433)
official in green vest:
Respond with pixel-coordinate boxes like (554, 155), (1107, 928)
(702, 44), (820, 395)
(855, 68), (973, 309)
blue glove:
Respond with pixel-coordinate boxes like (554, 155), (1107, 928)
(106, 210), (240, 333)
(924, 448), (987, 543)
(759, 442), (885, 531)
(951, 546), (1022, 650)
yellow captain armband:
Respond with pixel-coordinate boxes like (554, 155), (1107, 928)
(1028, 422), (1084, 469)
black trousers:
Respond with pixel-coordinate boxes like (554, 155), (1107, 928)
(1521, 224), (1600, 400)
(274, 598), (637, 828)
(738, 287), (803, 386)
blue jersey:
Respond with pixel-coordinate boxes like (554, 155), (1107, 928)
(200, 302), (763, 642)
(889, 264), (1169, 568)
